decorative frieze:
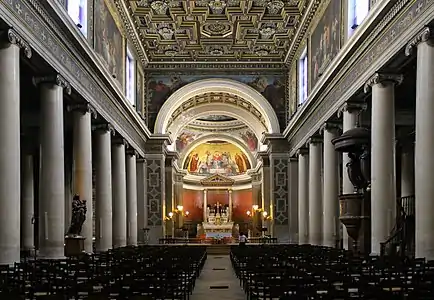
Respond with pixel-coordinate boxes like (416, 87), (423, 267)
(363, 73), (404, 93)
(0, 28), (32, 58)
(32, 74), (71, 95)
(405, 26), (434, 56)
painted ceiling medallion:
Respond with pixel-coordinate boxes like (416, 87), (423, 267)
(157, 24), (174, 40)
(259, 23), (276, 39)
(150, 1), (168, 15)
(209, 0), (227, 14)
(266, 0), (284, 15)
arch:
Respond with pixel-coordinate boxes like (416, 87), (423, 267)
(178, 133), (257, 169)
(167, 105), (266, 145)
(154, 78), (281, 134)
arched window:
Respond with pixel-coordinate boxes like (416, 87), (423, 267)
(298, 48), (308, 106)
(125, 48), (136, 107)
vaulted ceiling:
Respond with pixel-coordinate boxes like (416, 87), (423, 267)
(126, 0), (311, 68)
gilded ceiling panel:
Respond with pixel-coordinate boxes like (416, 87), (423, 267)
(128, 0), (305, 63)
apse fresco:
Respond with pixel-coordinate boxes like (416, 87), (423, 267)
(146, 74), (285, 129)
(176, 130), (202, 152)
(184, 141), (251, 176)
(238, 129), (258, 152)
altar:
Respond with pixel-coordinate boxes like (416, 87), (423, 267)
(201, 202), (235, 238)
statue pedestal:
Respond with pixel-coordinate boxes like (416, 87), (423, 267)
(65, 236), (86, 256)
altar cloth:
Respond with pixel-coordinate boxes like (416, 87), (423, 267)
(206, 232), (232, 238)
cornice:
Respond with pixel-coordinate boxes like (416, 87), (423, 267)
(113, 0), (148, 67)
(284, 0), (321, 64)
(145, 62), (285, 70)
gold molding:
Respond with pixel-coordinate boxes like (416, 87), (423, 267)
(200, 174), (235, 186)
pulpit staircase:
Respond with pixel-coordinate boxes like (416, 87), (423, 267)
(380, 195), (415, 257)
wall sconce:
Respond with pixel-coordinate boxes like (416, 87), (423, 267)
(177, 205), (183, 212)
(252, 204), (259, 211)
(168, 212), (174, 218)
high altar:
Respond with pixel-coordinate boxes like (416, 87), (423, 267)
(198, 175), (237, 238)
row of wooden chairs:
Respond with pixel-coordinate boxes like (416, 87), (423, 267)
(0, 245), (207, 299)
(231, 244), (434, 299)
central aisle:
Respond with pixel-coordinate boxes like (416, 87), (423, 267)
(191, 255), (246, 300)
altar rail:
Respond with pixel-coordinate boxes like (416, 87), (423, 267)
(159, 237), (278, 245)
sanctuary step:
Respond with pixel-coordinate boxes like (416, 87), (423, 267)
(207, 244), (232, 255)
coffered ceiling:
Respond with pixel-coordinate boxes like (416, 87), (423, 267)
(126, 0), (309, 68)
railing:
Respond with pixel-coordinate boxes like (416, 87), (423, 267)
(380, 195), (415, 257)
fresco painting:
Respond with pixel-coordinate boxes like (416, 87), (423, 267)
(184, 141), (251, 176)
(310, 0), (342, 89)
(147, 74), (286, 129)
(176, 130), (203, 152)
(238, 129), (258, 152)
(94, 0), (124, 87)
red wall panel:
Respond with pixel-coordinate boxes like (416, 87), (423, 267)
(183, 189), (204, 222)
(232, 189), (253, 223)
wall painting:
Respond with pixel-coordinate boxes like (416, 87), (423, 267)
(176, 130), (203, 152)
(184, 141), (251, 176)
(238, 129), (258, 152)
(309, 0), (342, 89)
(147, 74), (285, 130)
(94, 0), (124, 88)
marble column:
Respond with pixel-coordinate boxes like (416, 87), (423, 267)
(406, 27), (434, 259)
(34, 74), (71, 259)
(321, 123), (340, 247)
(71, 103), (94, 252)
(136, 158), (146, 243)
(0, 29), (31, 265)
(94, 124), (114, 252)
(288, 158), (299, 244)
(339, 102), (366, 249)
(126, 150), (138, 246)
(203, 189), (207, 221)
(297, 149), (309, 244)
(308, 138), (323, 245)
(21, 154), (34, 252)
(112, 139), (127, 248)
(364, 73), (402, 254)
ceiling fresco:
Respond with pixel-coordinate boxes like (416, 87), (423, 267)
(183, 141), (252, 176)
(176, 126), (258, 153)
(128, 0), (306, 64)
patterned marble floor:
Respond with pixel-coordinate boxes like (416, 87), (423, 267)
(190, 255), (246, 300)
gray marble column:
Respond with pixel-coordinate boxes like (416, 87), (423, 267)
(94, 124), (114, 252)
(71, 103), (94, 252)
(308, 138), (322, 245)
(339, 102), (366, 249)
(34, 74), (71, 259)
(136, 159), (146, 243)
(112, 139), (127, 248)
(0, 29), (31, 265)
(21, 154), (34, 252)
(321, 123), (340, 248)
(365, 73), (402, 254)
(288, 158), (299, 243)
(126, 150), (138, 246)
(406, 27), (434, 259)
(297, 149), (309, 244)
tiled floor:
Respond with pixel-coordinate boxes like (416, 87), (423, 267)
(191, 255), (246, 300)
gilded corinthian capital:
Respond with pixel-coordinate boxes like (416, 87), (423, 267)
(363, 73), (403, 93)
(0, 28), (32, 58)
(405, 26), (434, 56)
